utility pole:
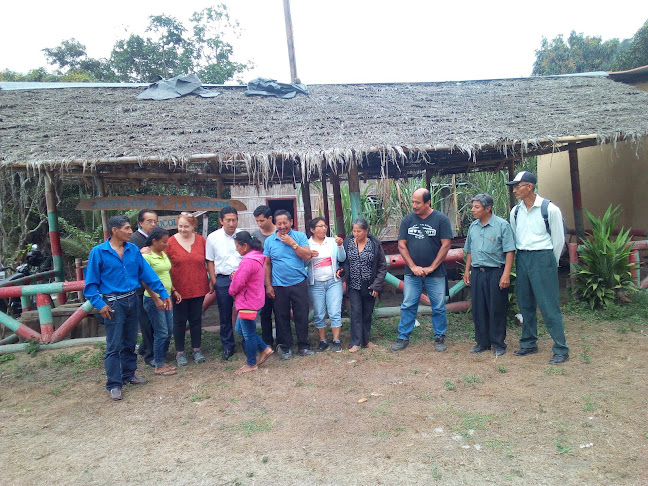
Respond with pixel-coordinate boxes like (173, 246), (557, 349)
(283, 0), (300, 83)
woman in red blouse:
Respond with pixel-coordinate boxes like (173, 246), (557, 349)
(165, 214), (212, 367)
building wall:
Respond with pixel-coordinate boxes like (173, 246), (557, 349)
(537, 138), (648, 231)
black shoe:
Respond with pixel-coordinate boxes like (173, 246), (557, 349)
(493, 348), (506, 356)
(315, 341), (329, 353)
(127, 376), (147, 385)
(296, 347), (315, 357)
(548, 353), (569, 364)
(391, 339), (410, 351)
(470, 345), (491, 354)
(331, 340), (342, 353)
(278, 345), (293, 360)
(222, 348), (234, 361)
(435, 335), (447, 352)
(514, 347), (538, 356)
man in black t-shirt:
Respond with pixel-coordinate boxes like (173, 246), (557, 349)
(392, 188), (453, 352)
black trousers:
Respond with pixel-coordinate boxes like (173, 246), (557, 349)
(471, 267), (509, 350)
(259, 295), (275, 347)
(349, 288), (376, 347)
(137, 292), (154, 360)
(173, 295), (204, 352)
(274, 279), (310, 350)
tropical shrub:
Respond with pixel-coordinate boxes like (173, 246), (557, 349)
(575, 205), (637, 309)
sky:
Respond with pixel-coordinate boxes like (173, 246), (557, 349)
(1, 0), (647, 84)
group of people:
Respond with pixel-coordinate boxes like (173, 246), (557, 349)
(85, 170), (569, 402)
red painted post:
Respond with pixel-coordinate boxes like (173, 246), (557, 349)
(36, 293), (54, 343)
(50, 300), (94, 343)
(569, 243), (579, 294)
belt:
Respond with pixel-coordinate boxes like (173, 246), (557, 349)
(103, 290), (137, 302)
(217, 274), (231, 278)
(472, 266), (502, 272)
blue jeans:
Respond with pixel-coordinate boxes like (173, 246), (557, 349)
(308, 278), (343, 329)
(143, 296), (174, 367)
(398, 274), (447, 340)
(102, 293), (140, 390)
(235, 315), (268, 366)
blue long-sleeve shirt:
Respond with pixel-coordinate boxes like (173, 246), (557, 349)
(84, 239), (170, 310)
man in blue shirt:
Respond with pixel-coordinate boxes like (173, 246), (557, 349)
(85, 215), (171, 401)
(264, 210), (313, 359)
(463, 193), (515, 356)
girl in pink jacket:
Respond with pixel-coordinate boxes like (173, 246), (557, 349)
(229, 231), (274, 373)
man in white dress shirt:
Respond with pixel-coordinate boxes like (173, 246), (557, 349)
(507, 171), (569, 364)
(206, 207), (241, 361)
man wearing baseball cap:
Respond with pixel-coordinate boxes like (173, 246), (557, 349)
(507, 171), (569, 364)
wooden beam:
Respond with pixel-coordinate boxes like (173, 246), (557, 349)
(321, 171), (330, 235)
(283, 0), (300, 83)
(568, 145), (585, 241)
(301, 180), (312, 233)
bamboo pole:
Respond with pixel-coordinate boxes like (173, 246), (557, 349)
(348, 164), (362, 221)
(508, 161), (516, 209)
(95, 176), (110, 241)
(330, 173), (346, 237)
(44, 171), (66, 305)
(301, 180), (312, 233)
(321, 172), (330, 235)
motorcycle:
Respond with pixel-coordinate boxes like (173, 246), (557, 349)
(0, 244), (52, 318)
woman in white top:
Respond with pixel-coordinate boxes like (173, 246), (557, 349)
(307, 217), (346, 353)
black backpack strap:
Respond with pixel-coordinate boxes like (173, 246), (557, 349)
(541, 199), (551, 235)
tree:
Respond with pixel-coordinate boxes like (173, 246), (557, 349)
(532, 31), (620, 75)
(610, 20), (648, 71)
(109, 6), (248, 83)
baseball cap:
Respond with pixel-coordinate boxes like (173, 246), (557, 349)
(506, 171), (537, 186)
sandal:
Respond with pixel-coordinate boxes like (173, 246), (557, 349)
(349, 345), (360, 353)
(362, 342), (379, 348)
(235, 364), (258, 374)
(155, 364), (177, 376)
(257, 347), (274, 365)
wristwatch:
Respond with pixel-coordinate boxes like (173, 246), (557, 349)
(292, 243), (299, 250)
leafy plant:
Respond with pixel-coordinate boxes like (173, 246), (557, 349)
(24, 339), (40, 357)
(575, 205), (637, 309)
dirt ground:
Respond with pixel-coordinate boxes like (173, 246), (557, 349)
(1, 294), (647, 486)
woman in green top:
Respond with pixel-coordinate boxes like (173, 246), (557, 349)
(142, 227), (182, 376)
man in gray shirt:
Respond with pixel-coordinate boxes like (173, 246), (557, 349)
(463, 193), (515, 356)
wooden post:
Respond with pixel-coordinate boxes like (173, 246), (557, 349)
(425, 169), (432, 192)
(568, 146), (585, 242)
(44, 172), (66, 305)
(301, 180), (313, 234)
(330, 172), (346, 237)
(508, 161), (516, 209)
(95, 176), (110, 241)
(321, 171), (330, 235)
(283, 0), (300, 83)
(348, 164), (362, 221)
(451, 174), (459, 234)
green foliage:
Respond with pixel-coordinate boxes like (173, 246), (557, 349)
(611, 20), (648, 71)
(533, 20), (648, 75)
(532, 31), (620, 75)
(13, 5), (248, 84)
(331, 181), (392, 236)
(0, 353), (16, 364)
(24, 339), (40, 357)
(575, 205), (637, 309)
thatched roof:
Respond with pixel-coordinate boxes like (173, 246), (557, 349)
(1, 76), (648, 186)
